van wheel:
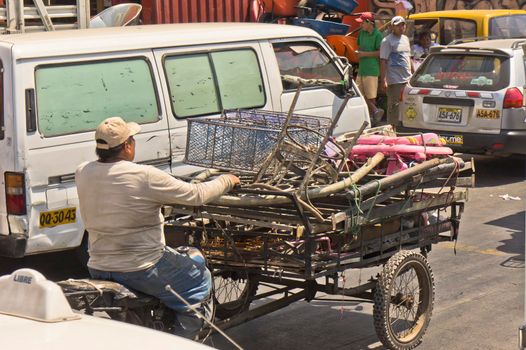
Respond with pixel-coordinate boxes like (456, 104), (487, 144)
(74, 232), (89, 268)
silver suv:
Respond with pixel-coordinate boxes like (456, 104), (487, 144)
(399, 39), (526, 156)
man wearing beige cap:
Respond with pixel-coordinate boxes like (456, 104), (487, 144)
(75, 116), (239, 339)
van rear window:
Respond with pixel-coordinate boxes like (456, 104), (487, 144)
(411, 54), (509, 91)
(35, 58), (160, 137)
(164, 49), (265, 118)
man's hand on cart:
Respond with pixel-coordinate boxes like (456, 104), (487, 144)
(225, 174), (241, 190)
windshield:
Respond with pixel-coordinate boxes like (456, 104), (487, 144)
(411, 53), (509, 91)
(490, 15), (526, 38)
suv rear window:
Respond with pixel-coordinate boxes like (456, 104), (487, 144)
(411, 54), (509, 91)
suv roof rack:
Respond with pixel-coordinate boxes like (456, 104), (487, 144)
(449, 36), (526, 46)
(430, 45), (511, 57)
(0, 0), (89, 34)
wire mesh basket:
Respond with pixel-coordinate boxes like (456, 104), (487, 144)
(184, 109), (331, 173)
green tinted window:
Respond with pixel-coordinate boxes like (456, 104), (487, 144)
(165, 54), (220, 117)
(36, 58), (159, 137)
(165, 49), (265, 118)
(211, 50), (264, 109)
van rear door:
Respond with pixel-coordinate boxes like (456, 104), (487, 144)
(22, 51), (170, 254)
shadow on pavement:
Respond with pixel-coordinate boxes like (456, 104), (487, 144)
(0, 250), (88, 281)
(461, 154), (526, 188)
(485, 211), (525, 257)
(207, 298), (386, 350)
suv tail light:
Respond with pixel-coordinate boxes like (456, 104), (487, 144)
(503, 87), (523, 109)
(5, 172), (27, 215)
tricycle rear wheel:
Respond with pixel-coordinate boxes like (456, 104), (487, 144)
(373, 250), (435, 350)
(212, 268), (259, 320)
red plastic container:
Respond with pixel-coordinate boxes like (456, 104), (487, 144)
(260, 0), (298, 17)
(326, 35), (359, 63)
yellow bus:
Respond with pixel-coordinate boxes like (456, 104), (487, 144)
(408, 9), (526, 45)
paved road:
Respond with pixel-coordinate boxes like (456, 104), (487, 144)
(1, 155), (524, 350)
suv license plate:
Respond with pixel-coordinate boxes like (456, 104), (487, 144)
(39, 207), (77, 228)
(437, 107), (462, 123)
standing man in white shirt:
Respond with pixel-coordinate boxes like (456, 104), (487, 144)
(380, 16), (414, 128)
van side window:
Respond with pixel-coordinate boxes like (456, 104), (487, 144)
(164, 49), (265, 118)
(0, 63), (3, 140)
(35, 58), (160, 137)
(272, 42), (341, 90)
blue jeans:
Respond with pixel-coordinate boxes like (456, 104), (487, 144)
(89, 246), (212, 338)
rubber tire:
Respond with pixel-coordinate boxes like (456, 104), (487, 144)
(373, 250), (435, 350)
(212, 269), (259, 320)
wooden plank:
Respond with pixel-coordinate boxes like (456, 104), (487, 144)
(170, 207), (296, 231)
(76, 0), (89, 29)
(0, 1), (88, 32)
(418, 174), (475, 188)
(366, 190), (467, 223)
(33, 0), (55, 30)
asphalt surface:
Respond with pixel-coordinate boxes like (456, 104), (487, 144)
(1, 155), (524, 350)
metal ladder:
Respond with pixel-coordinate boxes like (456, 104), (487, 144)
(0, 0), (89, 33)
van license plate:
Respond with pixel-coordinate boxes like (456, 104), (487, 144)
(440, 134), (463, 145)
(39, 207), (76, 228)
(437, 107), (462, 123)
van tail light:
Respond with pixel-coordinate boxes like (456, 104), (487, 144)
(5, 172), (27, 215)
(503, 88), (523, 109)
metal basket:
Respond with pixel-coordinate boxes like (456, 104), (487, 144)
(184, 109), (331, 172)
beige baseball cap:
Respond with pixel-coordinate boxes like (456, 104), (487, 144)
(95, 117), (141, 150)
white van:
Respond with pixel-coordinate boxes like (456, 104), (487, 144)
(0, 23), (369, 259)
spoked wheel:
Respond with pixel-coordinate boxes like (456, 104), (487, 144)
(373, 250), (435, 350)
(212, 267), (259, 320)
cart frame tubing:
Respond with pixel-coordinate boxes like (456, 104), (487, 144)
(202, 198), (465, 334)
(229, 188), (317, 277)
(206, 203), (464, 278)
